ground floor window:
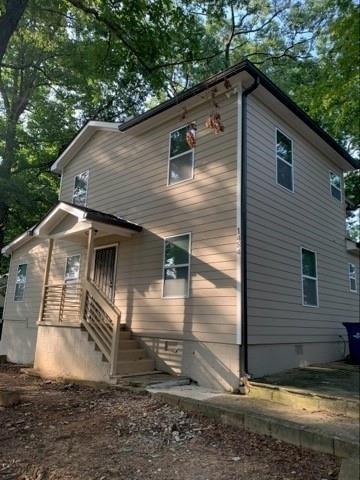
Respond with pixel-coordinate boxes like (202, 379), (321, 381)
(14, 264), (27, 301)
(301, 248), (318, 307)
(349, 263), (357, 292)
(163, 233), (191, 298)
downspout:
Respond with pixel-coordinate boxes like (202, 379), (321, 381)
(239, 76), (260, 394)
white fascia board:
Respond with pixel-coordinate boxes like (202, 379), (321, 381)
(1, 230), (34, 256)
(51, 121), (120, 174)
(33, 202), (86, 236)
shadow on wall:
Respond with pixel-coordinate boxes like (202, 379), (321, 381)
(118, 227), (239, 390)
(88, 119), (240, 389)
(0, 320), (37, 364)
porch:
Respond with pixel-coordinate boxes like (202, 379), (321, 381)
(34, 202), (154, 378)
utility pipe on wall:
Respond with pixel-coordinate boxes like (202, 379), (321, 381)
(239, 76), (260, 394)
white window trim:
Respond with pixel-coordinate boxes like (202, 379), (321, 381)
(349, 263), (357, 293)
(275, 128), (294, 193)
(72, 169), (89, 206)
(162, 232), (192, 299)
(64, 254), (81, 283)
(91, 243), (118, 302)
(14, 263), (28, 302)
(167, 125), (195, 187)
(329, 171), (342, 202)
(58, 169), (64, 200)
(300, 247), (319, 308)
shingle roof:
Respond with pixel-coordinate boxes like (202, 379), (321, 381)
(118, 59), (358, 170)
(61, 202), (142, 232)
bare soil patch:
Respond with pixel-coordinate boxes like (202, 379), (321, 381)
(0, 364), (339, 480)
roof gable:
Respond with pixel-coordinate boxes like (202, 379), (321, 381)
(2, 202), (142, 255)
(51, 121), (120, 174)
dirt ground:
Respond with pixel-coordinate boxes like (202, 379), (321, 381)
(0, 364), (339, 480)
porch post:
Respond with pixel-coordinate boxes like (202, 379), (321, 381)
(80, 228), (95, 322)
(85, 227), (95, 281)
(38, 238), (54, 323)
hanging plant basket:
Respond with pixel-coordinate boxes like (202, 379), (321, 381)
(186, 122), (197, 149)
(205, 112), (224, 134)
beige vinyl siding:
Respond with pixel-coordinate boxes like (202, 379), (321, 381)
(4, 239), (47, 323)
(47, 241), (85, 285)
(4, 238), (85, 323)
(60, 93), (238, 345)
(246, 94), (359, 346)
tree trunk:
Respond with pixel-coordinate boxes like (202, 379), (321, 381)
(0, 117), (17, 273)
(0, 0), (28, 64)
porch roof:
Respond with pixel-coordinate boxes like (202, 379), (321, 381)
(41, 201), (142, 233)
(2, 202), (142, 255)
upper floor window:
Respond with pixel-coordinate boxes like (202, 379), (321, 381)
(168, 125), (194, 185)
(346, 206), (360, 242)
(73, 170), (89, 206)
(301, 248), (318, 307)
(349, 263), (357, 292)
(276, 129), (293, 192)
(65, 254), (81, 282)
(14, 264), (27, 301)
(163, 233), (191, 298)
(330, 172), (342, 201)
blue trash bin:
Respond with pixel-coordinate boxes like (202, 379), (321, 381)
(343, 322), (360, 365)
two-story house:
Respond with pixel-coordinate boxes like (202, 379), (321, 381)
(1, 60), (358, 391)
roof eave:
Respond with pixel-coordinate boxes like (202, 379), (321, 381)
(51, 121), (120, 174)
(118, 60), (357, 170)
(1, 229), (34, 256)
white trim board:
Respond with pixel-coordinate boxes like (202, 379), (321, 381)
(51, 121), (121, 174)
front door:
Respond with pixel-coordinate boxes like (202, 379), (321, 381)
(93, 245), (117, 301)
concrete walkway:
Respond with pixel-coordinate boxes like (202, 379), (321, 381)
(255, 362), (360, 400)
(148, 383), (359, 478)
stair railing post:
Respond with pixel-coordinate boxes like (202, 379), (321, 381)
(38, 238), (54, 324)
(110, 314), (121, 376)
(80, 227), (95, 322)
(59, 284), (66, 323)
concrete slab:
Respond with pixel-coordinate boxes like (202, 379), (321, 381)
(249, 381), (359, 419)
(113, 372), (190, 390)
(254, 362), (360, 400)
(339, 456), (360, 480)
(148, 384), (360, 462)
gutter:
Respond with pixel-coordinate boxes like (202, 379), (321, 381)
(239, 76), (260, 394)
(117, 60), (356, 170)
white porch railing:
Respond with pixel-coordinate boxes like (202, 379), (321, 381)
(81, 279), (121, 374)
(39, 230), (122, 376)
(41, 283), (82, 324)
(40, 280), (121, 376)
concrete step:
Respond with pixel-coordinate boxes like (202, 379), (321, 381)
(118, 339), (139, 350)
(249, 381), (359, 419)
(117, 349), (149, 361)
(118, 331), (131, 340)
(93, 344), (109, 363)
(151, 385), (360, 462)
(116, 358), (155, 375)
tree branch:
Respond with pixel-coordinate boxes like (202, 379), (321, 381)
(0, 0), (28, 65)
(66, 0), (153, 73)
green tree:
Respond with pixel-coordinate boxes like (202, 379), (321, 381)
(0, 0), (358, 276)
(0, 0), (28, 64)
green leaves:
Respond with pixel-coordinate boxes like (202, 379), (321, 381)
(0, 0), (358, 275)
